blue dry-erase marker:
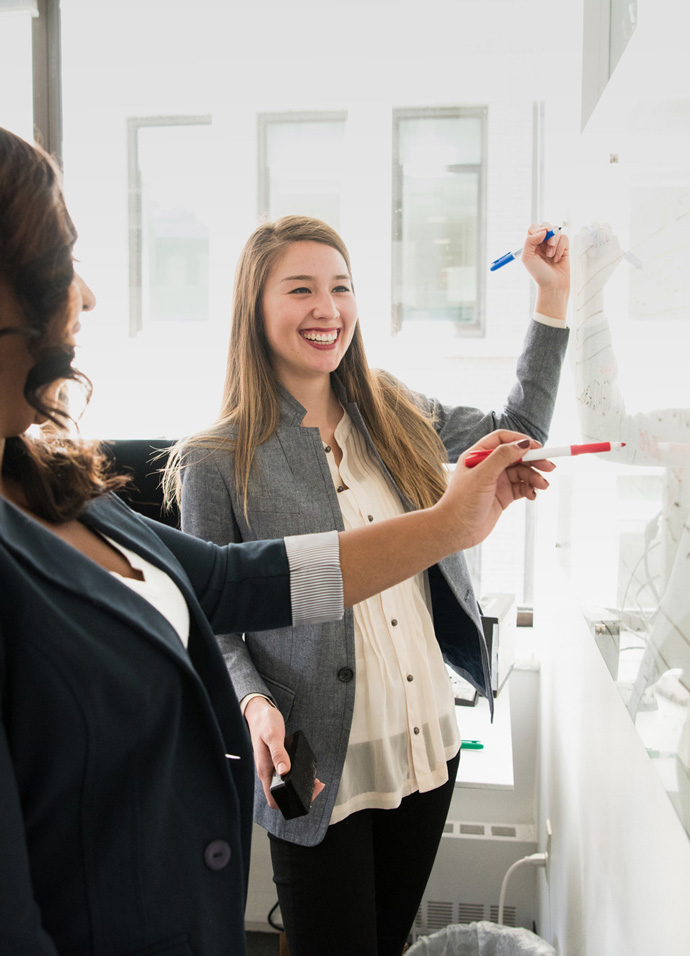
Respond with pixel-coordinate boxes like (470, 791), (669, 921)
(490, 226), (563, 271)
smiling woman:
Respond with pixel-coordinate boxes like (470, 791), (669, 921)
(166, 213), (569, 956)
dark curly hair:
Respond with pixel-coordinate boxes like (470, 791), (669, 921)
(0, 127), (128, 521)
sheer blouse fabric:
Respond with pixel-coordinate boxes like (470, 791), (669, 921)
(325, 411), (460, 824)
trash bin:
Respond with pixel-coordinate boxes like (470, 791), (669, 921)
(406, 920), (556, 956)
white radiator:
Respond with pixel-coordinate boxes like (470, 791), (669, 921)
(412, 820), (539, 941)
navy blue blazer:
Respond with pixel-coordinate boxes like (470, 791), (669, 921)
(0, 492), (293, 956)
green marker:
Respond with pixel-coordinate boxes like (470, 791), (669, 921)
(461, 739), (484, 750)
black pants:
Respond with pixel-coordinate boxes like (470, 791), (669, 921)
(269, 751), (460, 956)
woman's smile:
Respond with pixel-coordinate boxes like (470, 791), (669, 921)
(299, 328), (340, 347)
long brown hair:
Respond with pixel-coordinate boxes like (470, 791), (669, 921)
(164, 215), (448, 514)
(0, 128), (128, 522)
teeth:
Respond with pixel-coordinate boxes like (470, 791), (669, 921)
(302, 331), (338, 343)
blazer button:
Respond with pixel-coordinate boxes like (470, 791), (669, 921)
(337, 667), (354, 683)
(204, 839), (231, 871)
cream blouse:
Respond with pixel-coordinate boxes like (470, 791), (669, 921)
(326, 411), (460, 824)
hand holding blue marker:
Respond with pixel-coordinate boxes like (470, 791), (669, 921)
(490, 226), (563, 271)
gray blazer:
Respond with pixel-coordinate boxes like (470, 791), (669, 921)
(180, 319), (569, 845)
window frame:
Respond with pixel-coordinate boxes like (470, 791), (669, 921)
(391, 105), (488, 336)
(126, 114), (213, 337)
(31, 0), (61, 161)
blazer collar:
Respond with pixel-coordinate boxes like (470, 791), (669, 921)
(277, 373), (359, 425)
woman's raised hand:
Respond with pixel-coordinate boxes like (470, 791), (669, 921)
(521, 221), (570, 320)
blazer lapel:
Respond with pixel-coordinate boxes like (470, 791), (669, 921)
(0, 495), (193, 670)
(276, 388), (346, 531)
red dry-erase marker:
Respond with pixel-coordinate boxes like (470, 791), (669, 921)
(464, 441), (626, 468)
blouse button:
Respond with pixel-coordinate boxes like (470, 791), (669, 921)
(367, 514), (374, 522)
(413, 727), (420, 735)
(324, 445), (331, 453)
(337, 485), (344, 493)
(407, 674), (414, 682)
(391, 619), (398, 627)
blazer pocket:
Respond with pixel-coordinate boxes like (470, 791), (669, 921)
(245, 494), (301, 515)
(262, 675), (295, 722)
(122, 933), (192, 956)
(242, 494), (307, 538)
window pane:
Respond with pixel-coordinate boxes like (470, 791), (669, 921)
(394, 111), (485, 329)
(132, 121), (212, 330)
(399, 169), (478, 322)
(398, 115), (483, 167)
(261, 116), (345, 227)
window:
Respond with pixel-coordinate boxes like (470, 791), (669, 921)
(258, 112), (347, 227)
(392, 108), (487, 333)
(128, 117), (213, 335)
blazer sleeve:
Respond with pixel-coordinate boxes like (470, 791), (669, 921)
(0, 624), (61, 955)
(177, 447), (275, 705)
(425, 319), (569, 459)
(143, 515), (294, 638)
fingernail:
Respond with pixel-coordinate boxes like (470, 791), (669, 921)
(277, 763), (288, 775)
(517, 439), (531, 448)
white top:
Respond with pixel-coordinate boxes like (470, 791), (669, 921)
(104, 535), (191, 645)
(325, 411), (460, 823)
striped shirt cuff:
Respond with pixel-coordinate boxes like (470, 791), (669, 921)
(283, 530), (344, 625)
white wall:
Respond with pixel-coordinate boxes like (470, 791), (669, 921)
(535, 495), (690, 955)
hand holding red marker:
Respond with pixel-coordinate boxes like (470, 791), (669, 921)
(464, 440), (626, 469)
